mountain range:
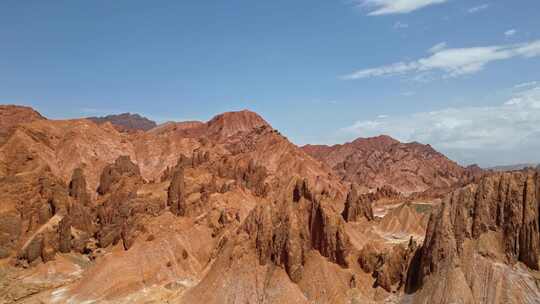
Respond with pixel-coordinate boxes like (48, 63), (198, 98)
(0, 104), (539, 304)
(86, 113), (157, 132)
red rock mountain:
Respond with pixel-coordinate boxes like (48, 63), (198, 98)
(302, 135), (481, 194)
(0, 105), (538, 304)
(0, 105), (46, 144)
(0, 104), (45, 128)
(407, 169), (540, 303)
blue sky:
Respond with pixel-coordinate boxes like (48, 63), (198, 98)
(1, 0), (540, 166)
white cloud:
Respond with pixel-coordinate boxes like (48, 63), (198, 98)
(341, 86), (540, 166)
(343, 40), (540, 80)
(393, 21), (409, 29)
(515, 40), (540, 57)
(428, 42), (447, 53)
(514, 81), (538, 89)
(505, 29), (517, 37)
(356, 0), (447, 16)
(467, 4), (489, 13)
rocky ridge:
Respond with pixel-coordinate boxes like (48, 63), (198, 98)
(87, 113), (157, 132)
(0, 105), (538, 304)
(302, 135), (484, 194)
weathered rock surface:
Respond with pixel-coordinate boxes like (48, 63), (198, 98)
(359, 238), (418, 292)
(246, 179), (350, 282)
(4, 105), (536, 304)
(302, 135), (483, 194)
(342, 183), (374, 222)
(69, 168), (91, 206)
(181, 178), (358, 304)
(10, 171), (71, 264)
(97, 155), (143, 195)
(167, 167), (187, 216)
(0, 104), (46, 145)
(408, 169), (540, 303)
(206, 109), (270, 138)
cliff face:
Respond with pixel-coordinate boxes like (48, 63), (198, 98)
(342, 183), (375, 222)
(302, 135), (482, 194)
(180, 177), (372, 304)
(408, 169), (540, 303)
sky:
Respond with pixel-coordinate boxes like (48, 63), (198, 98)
(1, 0), (539, 167)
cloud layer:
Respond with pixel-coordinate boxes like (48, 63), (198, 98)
(341, 86), (540, 166)
(357, 0), (447, 15)
(343, 40), (540, 79)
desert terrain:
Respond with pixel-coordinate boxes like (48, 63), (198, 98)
(0, 104), (539, 304)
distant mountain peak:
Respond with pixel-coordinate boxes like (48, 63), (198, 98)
(302, 135), (480, 194)
(0, 104), (46, 144)
(206, 109), (270, 137)
(488, 163), (539, 172)
(350, 134), (401, 149)
(87, 112), (157, 132)
(0, 104), (46, 123)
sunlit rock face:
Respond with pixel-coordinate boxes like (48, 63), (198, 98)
(1, 106), (538, 304)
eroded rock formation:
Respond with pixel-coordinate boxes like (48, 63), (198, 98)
(408, 169), (540, 303)
(13, 173), (71, 265)
(239, 178), (350, 283)
(97, 155), (142, 195)
(342, 183), (374, 222)
(3, 105), (537, 304)
(69, 168), (91, 206)
(167, 167), (187, 216)
(359, 238), (418, 292)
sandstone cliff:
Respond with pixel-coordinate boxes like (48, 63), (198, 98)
(408, 169), (540, 303)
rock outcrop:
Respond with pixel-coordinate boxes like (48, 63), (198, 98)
(215, 158), (268, 197)
(97, 155), (142, 195)
(0, 105), (46, 145)
(66, 168), (95, 247)
(233, 178), (350, 282)
(95, 156), (146, 249)
(408, 169), (540, 303)
(13, 173), (71, 264)
(342, 183), (374, 222)
(69, 168), (91, 206)
(167, 167), (187, 216)
(359, 238), (418, 292)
